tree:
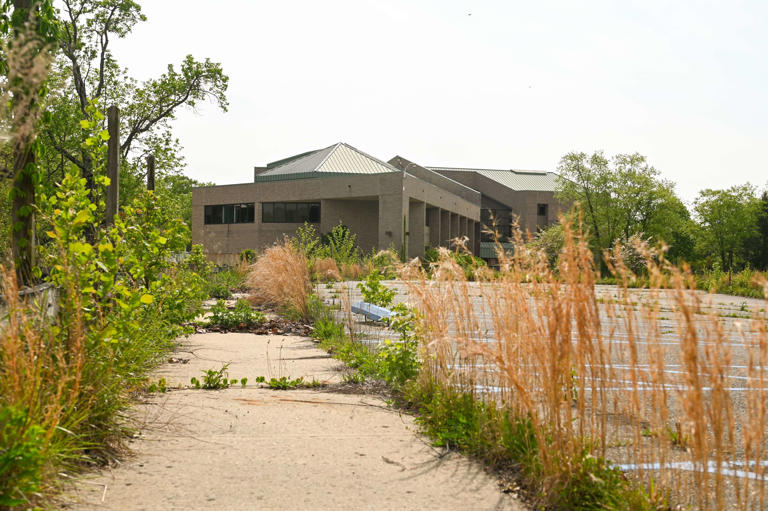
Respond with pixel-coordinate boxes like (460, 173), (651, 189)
(0, 0), (57, 283)
(41, 0), (228, 197)
(693, 184), (759, 273)
(743, 190), (768, 271)
(555, 151), (691, 263)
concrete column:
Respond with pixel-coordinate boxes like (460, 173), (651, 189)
(408, 200), (426, 259)
(460, 217), (469, 243)
(378, 194), (407, 255)
(450, 213), (460, 249)
(427, 207), (441, 247)
(467, 220), (477, 256)
(440, 209), (450, 247)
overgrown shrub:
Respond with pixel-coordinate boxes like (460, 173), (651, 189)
(205, 267), (248, 299)
(357, 270), (395, 308)
(422, 246), (486, 280)
(1, 168), (206, 505)
(368, 250), (399, 279)
(246, 240), (312, 318)
(319, 223), (359, 266)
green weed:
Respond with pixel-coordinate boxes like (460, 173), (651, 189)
(146, 378), (168, 393)
(191, 364), (231, 390)
(267, 376), (305, 390)
(206, 299), (265, 330)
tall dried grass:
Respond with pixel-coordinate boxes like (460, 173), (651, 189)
(404, 220), (768, 509)
(246, 241), (312, 318)
(312, 257), (341, 282)
(340, 262), (365, 280)
(0, 267), (72, 439)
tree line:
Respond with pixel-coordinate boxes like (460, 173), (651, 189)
(555, 151), (768, 273)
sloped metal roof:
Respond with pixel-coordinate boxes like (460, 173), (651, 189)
(257, 143), (399, 179)
(428, 166), (559, 192)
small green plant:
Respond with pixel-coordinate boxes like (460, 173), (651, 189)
(357, 270), (396, 308)
(191, 364), (232, 390)
(239, 249), (257, 263)
(206, 299), (265, 330)
(0, 406), (45, 508)
(313, 317), (346, 342)
(641, 427), (658, 438)
(667, 423), (689, 449)
(146, 378), (168, 393)
(205, 268), (249, 299)
(376, 340), (419, 387)
(267, 376), (305, 390)
(254, 376), (266, 383)
(376, 304), (420, 387)
(342, 371), (366, 384)
(240, 377), (248, 387)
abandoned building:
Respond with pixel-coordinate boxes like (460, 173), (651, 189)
(191, 142), (566, 264)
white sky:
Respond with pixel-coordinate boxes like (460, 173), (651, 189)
(109, 0), (768, 204)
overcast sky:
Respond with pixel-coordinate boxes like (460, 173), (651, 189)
(109, 0), (767, 203)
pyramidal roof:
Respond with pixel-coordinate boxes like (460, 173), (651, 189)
(427, 166), (559, 192)
(256, 143), (399, 180)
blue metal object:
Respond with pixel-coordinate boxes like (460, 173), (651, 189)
(351, 301), (393, 322)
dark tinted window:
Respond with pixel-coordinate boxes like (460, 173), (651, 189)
(203, 203), (255, 225)
(309, 203), (321, 222)
(261, 202), (321, 223)
(236, 203), (254, 223)
(262, 203), (274, 222)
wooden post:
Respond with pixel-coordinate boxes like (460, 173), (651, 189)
(106, 105), (120, 224)
(147, 154), (155, 191)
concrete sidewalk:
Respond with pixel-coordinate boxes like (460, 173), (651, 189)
(64, 333), (524, 511)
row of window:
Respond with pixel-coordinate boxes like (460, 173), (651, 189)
(203, 202), (321, 225)
(204, 202), (545, 227)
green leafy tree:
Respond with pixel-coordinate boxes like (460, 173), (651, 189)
(40, 0), (228, 200)
(555, 151), (692, 264)
(743, 190), (768, 271)
(694, 184), (759, 272)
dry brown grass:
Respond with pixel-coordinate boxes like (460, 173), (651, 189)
(0, 267), (71, 439)
(246, 240), (312, 318)
(340, 262), (365, 280)
(404, 220), (768, 510)
(312, 257), (341, 282)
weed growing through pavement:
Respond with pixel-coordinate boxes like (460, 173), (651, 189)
(205, 299), (265, 330)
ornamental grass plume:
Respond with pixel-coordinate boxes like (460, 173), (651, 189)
(247, 240), (312, 319)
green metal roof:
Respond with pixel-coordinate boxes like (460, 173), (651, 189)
(428, 166), (559, 192)
(256, 142), (399, 180)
